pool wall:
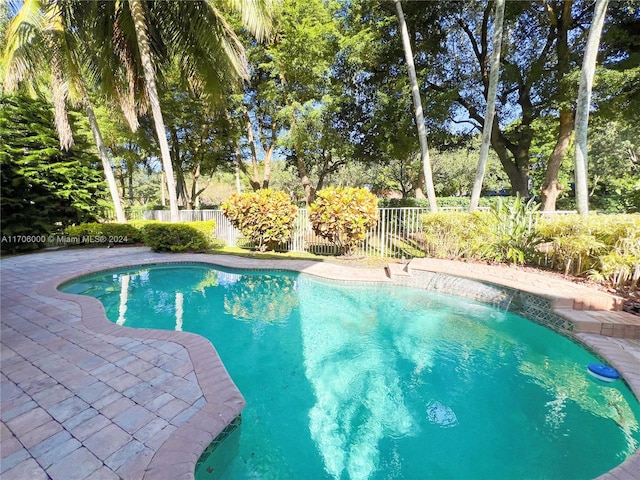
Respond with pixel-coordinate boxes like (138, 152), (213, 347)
(391, 269), (574, 333)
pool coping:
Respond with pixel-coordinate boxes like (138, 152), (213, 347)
(1, 247), (639, 479)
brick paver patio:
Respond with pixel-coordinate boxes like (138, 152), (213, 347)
(1, 247), (638, 479)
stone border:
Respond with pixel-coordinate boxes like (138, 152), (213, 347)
(37, 266), (245, 480)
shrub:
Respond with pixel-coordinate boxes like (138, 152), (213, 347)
(378, 196), (505, 209)
(538, 214), (640, 288)
(64, 222), (144, 244)
(183, 220), (217, 246)
(309, 187), (378, 255)
(482, 195), (544, 265)
(140, 221), (215, 252)
(222, 190), (297, 252)
(417, 211), (495, 259)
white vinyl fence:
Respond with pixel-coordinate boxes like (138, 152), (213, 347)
(141, 207), (576, 259)
(143, 207), (450, 258)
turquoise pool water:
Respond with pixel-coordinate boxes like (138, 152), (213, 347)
(61, 263), (640, 480)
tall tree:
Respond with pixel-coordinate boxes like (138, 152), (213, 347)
(3, 0), (127, 222)
(1, 95), (105, 250)
(66, 0), (271, 221)
(470, 0), (505, 211)
(247, 0), (342, 205)
(127, 0), (180, 221)
(540, 0), (576, 211)
(395, 0), (438, 212)
(574, 0), (610, 215)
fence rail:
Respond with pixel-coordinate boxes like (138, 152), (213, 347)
(141, 207), (571, 259)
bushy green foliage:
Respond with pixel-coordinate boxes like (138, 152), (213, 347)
(60, 220), (218, 251)
(185, 220), (218, 247)
(64, 223), (144, 244)
(417, 196), (543, 265)
(0, 95), (106, 252)
(538, 214), (640, 289)
(140, 221), (216, 252)
(417, 211), (495, 259)
(378, 196), (505, 209)
(309, 187), (378, 255)
(222, 190), (298, 252)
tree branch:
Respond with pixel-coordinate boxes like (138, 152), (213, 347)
(458, 19), (483, 66)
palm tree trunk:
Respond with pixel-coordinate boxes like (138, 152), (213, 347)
(575, 0), (609, 215)
(470, 0), (505, 212)
(395, 0), (438, 212)
(83, 93), (127, 223)
(129, 0), (180, 222)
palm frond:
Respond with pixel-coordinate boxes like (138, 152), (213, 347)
(50, 51), (74, 150)
(221, 0), (274, 42)
(152, 1), (250, 106)
(2, 0), (46, 90)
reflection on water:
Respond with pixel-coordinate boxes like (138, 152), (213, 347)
(299, 285), (414, 480)
(175, 292), (183, 331)
(520, 359), (639, 457)
(116, 274), (129, 326)
(223, 274), (298, 329)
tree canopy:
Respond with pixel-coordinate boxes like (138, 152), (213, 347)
(2, 0), (638, 217)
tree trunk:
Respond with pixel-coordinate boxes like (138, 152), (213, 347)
(541, 0), (573, 212)
(470, 0), (505, 211)
(261, 122), (277, 189)
(542, 109), (574, 211)
(262, 143), (274, 189)
(83, 94), (127, 223)
(395, 0), (438, 212)
(127, 164), (134, 206)
(575, 0), (609, 215)
(161, 171), (166, 206)
(190, 164), (201, 209)
(296, 153), (315, 206)
(129, 0), (180, 222)
(244, 108), (262, 190)
(235, 157), (242, 194)
(413, 167), (426, 199)
(233, 142), (244, 193)
(491, 121), (529, 197)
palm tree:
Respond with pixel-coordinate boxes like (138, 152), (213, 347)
(574, 0), (610, 215)
(87, 0), (271, 222)
(469, 0), (505, 212)
(3, 0), (127, 223)
(5, 0), (271, 224)
(395, 0), (438, 212)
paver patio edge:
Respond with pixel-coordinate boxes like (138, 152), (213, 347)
(37, 265), (246, 479)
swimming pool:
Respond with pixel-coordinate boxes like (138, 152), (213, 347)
(61, 263), (640, 479)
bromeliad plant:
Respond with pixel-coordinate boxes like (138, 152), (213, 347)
(483, 194), (544, 265)
(308, 187), (379, 255)
(222, 190), (298, 252)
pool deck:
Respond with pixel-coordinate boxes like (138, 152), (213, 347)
(1, 247), (639, 480)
